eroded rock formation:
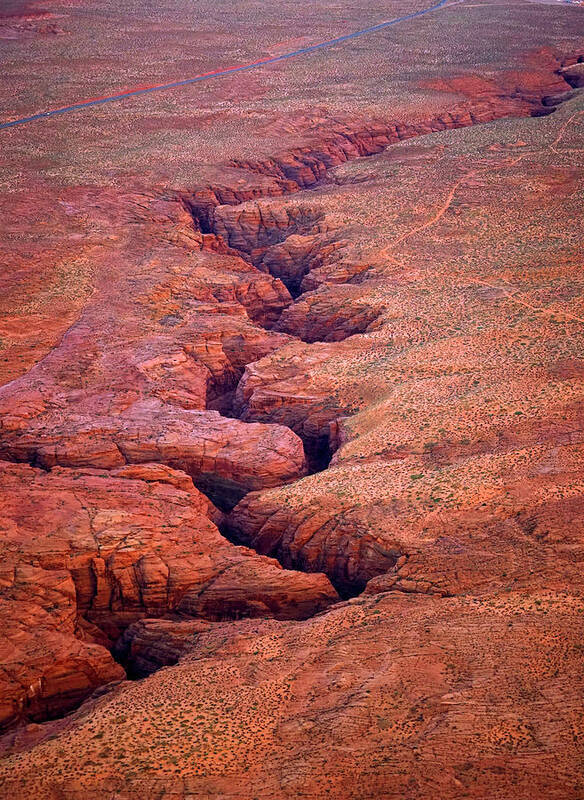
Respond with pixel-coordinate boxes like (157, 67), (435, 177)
(1, 9), (584, 794)
(0, 460), (337, 730)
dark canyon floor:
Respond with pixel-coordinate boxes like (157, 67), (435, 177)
(0, 0), (584, 797)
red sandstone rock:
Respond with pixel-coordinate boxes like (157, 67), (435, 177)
(233, 339), (351, 464)
(275, 284), (383, 342)
(0, 460), (338, 730)
(3, 591), (583, 799)
(0, 186), (306, 508)
(113, 618), (214, 677)
(0, 399), (307, 507)
(0, 4), (583, 793)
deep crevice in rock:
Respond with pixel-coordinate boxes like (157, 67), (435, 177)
(177, 52), (583, 596)
(111, 619), (197, 680)
(182, 59), (580, 347)
(2, 53), (582, 735)
(193, 473), (248, 512)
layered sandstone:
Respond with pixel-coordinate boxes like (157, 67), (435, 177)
(0, 460), (337, 730)
(1, 0), (584, 794)
(0, 399), (307, 509)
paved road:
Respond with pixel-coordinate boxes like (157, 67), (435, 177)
(0, 0), (451, 131)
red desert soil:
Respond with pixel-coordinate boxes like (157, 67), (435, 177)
(0, 0), (583, 797)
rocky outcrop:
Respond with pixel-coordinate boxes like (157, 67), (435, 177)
(227, 491), (402, 595)
(0, 191), (309, 509)
(260, 233), (344, 296)
(0, 461), (338, 730)
(182, 51), (578, 239)
(212, 203), (326, 265)
(226, 435), (584, 598)
(1, 34), (583, 782)
(169, 54), (581, 358)
(233, 340), (352, 469)
(5, 591), (584, 800)
(275, 284), (383, 342)
(0, 399), (307, 509)
(559, 61), (584, 89)
(113, 618), (214, 678)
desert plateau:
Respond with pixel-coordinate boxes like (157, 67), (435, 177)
(0, 0), (584, 797)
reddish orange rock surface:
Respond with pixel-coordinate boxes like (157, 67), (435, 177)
(0, 460), (337, 730)
(0, 0), (584, 796)
(2, 591), (583, 799)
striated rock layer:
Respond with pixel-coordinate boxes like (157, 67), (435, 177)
(0, 0), (584, 794)
(0, 460), (337, 730)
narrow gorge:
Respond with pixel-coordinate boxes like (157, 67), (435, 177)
(0, 47), (582, 738)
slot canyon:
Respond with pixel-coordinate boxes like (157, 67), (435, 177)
(0, 0), (584, 797)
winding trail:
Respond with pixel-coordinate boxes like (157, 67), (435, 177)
(378, 148), (584, 326)
(550, 108), (584, 153)
(0, 0), (453, 131)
